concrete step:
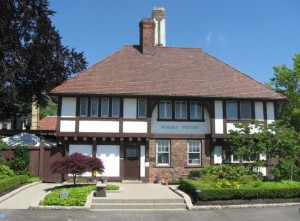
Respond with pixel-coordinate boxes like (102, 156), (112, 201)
(121, 180), (143, 184)
(92, 198), (185, 204)
(91, 202), (187, 210)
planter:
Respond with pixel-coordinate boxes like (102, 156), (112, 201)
(155, 179), (162, 184)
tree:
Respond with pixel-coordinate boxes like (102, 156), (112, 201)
(11, 145), (30, 175)
(226, 121), (300, 180)
(267, 54), (300, 131)
(39, 95), (57, 119)
(51, 153), (105, 185)
(0, 0), (87, 122)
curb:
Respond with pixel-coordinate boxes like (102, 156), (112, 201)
(0, 181), (42, 204)
(169, 186), (300, 210)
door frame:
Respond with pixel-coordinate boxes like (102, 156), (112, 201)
(124, 146), (140, 180)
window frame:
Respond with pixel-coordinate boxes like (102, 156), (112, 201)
(90, 98), (99, 117)
(187, 140), (201, 166)
(175, 101), (187, 119)
(159, 100), (172, 119)
(240, 101), (252, 120)
(156, 140), (170, 166)
(111, 98), (120, 118)
(226, 101), (238, 120)
(80, 98), (88, 117)
(190, 101), (203, 120)
(101, 98), (109, 117)
(137, 99), (147, 118)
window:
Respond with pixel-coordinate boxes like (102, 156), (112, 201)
(190, 102), (203, 120)
(156, 140), (170, 165)
(90, 98), (98, 117)
(80, 98), (88, 116)
(159, 101), (172, 119)
(101, 98), (109, 117)
(240, 101), (252, 120)
(112, 98), (120, 117)
(138, 99), (147, 118)
(175, 101), (187, 119)
(226, 101), (238, 120)
(188, 140), (201, 165)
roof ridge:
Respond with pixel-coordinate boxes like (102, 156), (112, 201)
(124, 44), (202, 50)
(201, 49), (287, 99)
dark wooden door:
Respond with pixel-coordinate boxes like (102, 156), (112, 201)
(124, 147), (140, 180)
(43, 146), (64, 182)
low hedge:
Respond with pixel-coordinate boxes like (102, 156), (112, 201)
(180, 179), (300, 201)
(0, 175), (29, 194)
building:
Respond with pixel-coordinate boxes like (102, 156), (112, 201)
(50, 8), (285, 182)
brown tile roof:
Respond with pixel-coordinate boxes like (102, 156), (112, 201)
(51, 46), (285, 100)
(38, 116), (57, 131)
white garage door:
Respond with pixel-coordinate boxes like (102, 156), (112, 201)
(96, 145), (120, 177)
(69, 144), (93, 177)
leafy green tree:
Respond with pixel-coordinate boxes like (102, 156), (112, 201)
(39, 95), (57, 119)
(11, 145), (30, 175)
(0, 0), (87, 122)
(267, 54), (300, 131)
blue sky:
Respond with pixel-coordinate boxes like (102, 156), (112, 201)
(49, 0), (300, 84)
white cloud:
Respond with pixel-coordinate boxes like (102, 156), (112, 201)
(205, 30), (212, 43)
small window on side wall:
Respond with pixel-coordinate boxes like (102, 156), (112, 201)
(159, 101), (172, 119)
(190, 102), (203, 120)
(175, 101), (187, 119)
(240, 101), (252, 120)
(80, 98), (88, 116)
(101, 98), (109, 117)
(138, 99), (147, 118)
(156, 140), (170, 166)
(226, 101), (238, 120)
(188, 140), (201, 165)
(90, 98), (98, 117)
(112, 98), (120, 117)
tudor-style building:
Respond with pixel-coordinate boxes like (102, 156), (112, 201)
(50, 8), (285, 182)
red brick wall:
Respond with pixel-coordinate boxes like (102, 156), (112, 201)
(148, 139), (211, 182)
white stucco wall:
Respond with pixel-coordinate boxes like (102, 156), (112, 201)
(123, 98), (137, 119)
(140, 145), (146, 177)
(123, 121), (148, 133)
(79, 120), (119, 133)
(96, 145), (120, 177)
(214, 100), (224, 134)
(61, 97), (76, 117)
(60, 120), (76, 132)
(151, 105), (210, 134)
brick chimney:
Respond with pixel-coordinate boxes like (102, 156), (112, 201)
(139, 18), (155, 55)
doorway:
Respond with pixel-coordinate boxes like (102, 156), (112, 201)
(124, 146), (140, 180)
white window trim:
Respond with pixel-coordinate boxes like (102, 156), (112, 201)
(101, 98), (109, 117)
(80, 98), (88, 117)
(138, 99), (147, 118)
(159, 100), (172, 119)
(90, 98), (98, 117)
(175, 101), (187, 119)
(231, 155), (240, 163)
(156, 140), (170, 166)
(112, 98), (120, 118)
(187, 140), (201, 166)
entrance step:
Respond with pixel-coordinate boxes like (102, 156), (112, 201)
(91, 198), (187, 210)
(121, 180), (143, 184)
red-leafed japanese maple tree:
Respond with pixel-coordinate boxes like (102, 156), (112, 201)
(51, 153), (105, 185)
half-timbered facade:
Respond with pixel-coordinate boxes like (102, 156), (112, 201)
(50, 8), (285, 182)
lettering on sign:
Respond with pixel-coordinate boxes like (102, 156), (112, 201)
(160, 125), (200, 130)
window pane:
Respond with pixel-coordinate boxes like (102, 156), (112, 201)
(175, 101), (187, 119)
(157, 140), (170, 165)
(226, 101), (238, 119)
(240, 101), (252, 119)
(112, 98), (120, 117)
(80, 98), (88, 116)
(159, 101), (172, 119)
(90, 98), (98, 117)
(138, 99), (147, 118)
(191, 102), (202, 119)
(158, 153), (169, 164)
(188, 140), (201, 165)
(101, 98), (109, 117)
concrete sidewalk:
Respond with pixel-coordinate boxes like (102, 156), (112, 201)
(0, 183), (61, 209)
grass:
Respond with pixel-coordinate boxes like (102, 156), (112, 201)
(40, 183), (120, 206)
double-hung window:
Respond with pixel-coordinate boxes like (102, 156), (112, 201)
(90, 98), (98, 117)
(80, 98), (88, 117)
(175, 101), (187, 119)
(138, 99), (147, 118)
(101, 98), (109, 117)
(156, 140), (170, 166)
(159, 101), (172, 119)
(240, 101), (252, 120)
(188, 140), (201, 165)
(190, 101), (202, 120)
(226, 101), (238, 120)
(112, 98), (120, 117)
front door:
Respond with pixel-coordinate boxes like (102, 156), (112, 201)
(124, 147), (140, 180)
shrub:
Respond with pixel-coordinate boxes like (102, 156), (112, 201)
(0, 175), (29, 194)
(11, 146), (30, 175)
(0, 165), (14, 179)
(28, 177), (41, 183)
(40, 185), (96, 206)
(180, 179), (300, 201)
(0, 155), (8, 165)
(214, 179), (240, 189)
(106, 184), (119, 190)
(0, 140), (9, 150)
